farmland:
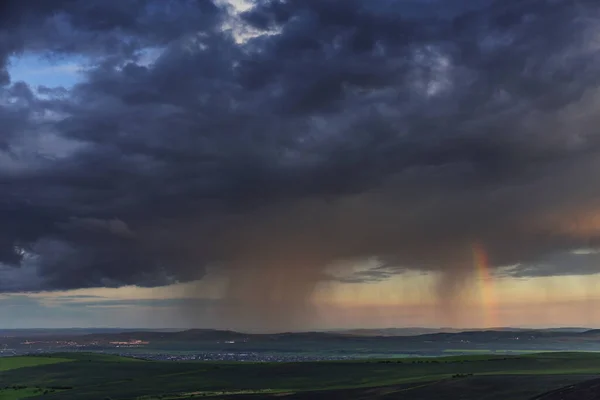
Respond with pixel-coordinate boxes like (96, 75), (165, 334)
(0, 356), (73, 372)
(1, 352), (600, 399)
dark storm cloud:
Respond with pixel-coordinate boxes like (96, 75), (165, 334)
(54, 297), (219, 308)
(0, 0), (224, 57)
(2, 0), (600, 308)
(329, 265), (405, 284)
(500, 249), (600, 278)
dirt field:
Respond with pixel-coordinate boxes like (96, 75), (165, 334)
(533, 377), (600, 400)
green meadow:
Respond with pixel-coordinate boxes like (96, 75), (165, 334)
(0, 352), (599, 399)
(0, 356), (73, 372)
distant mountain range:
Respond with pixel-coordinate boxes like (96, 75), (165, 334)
(329, 327), (592, 336)
(0, 328), (180, 337)
(0, 327), (593, 339)
(4, 327), (600, 355)
(3, 327), (600, 361)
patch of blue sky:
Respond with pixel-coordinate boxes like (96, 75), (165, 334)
(8, 52), (86, 89)
(8, 46), (165, 92)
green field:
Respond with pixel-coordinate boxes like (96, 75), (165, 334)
(0, 356), (73, 371)
(0, 352), (599, 399)
(0, 387), (69, 400)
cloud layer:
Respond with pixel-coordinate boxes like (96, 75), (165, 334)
(3, 0), (600, 328)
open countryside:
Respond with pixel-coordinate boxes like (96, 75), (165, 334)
(3, 333), (600, 399)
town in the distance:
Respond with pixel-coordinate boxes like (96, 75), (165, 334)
(2, 327), (599, 362)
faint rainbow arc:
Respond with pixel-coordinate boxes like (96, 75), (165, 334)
(472, 243), (500, 329)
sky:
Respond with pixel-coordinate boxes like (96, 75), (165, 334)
(2, 0), (600, 331)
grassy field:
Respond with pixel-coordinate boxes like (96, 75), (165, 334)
(0, 387), (69, 400)
(0, 352), (599, 399)
(0, 356), (73, 371)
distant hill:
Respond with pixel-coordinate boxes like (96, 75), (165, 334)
(79, 329), (353, 343)
(331, 328), (462, 336)
(79, 329), (249, 342)
(59, 328), (600, 346)
(0, 328), (178, 337)
(4, 327), (598, 345)
(580, 329), (600, 336)
(538, 327), (592, 333)
(330, 327), (593, 337)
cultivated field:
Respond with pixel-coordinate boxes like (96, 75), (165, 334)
(0, 356), (74, 371)
(1, 352), (600, 399)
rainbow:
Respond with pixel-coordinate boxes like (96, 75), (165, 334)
(472, 243), (500, 329)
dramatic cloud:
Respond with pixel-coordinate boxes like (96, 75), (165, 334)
(2, 0), (600, 329)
